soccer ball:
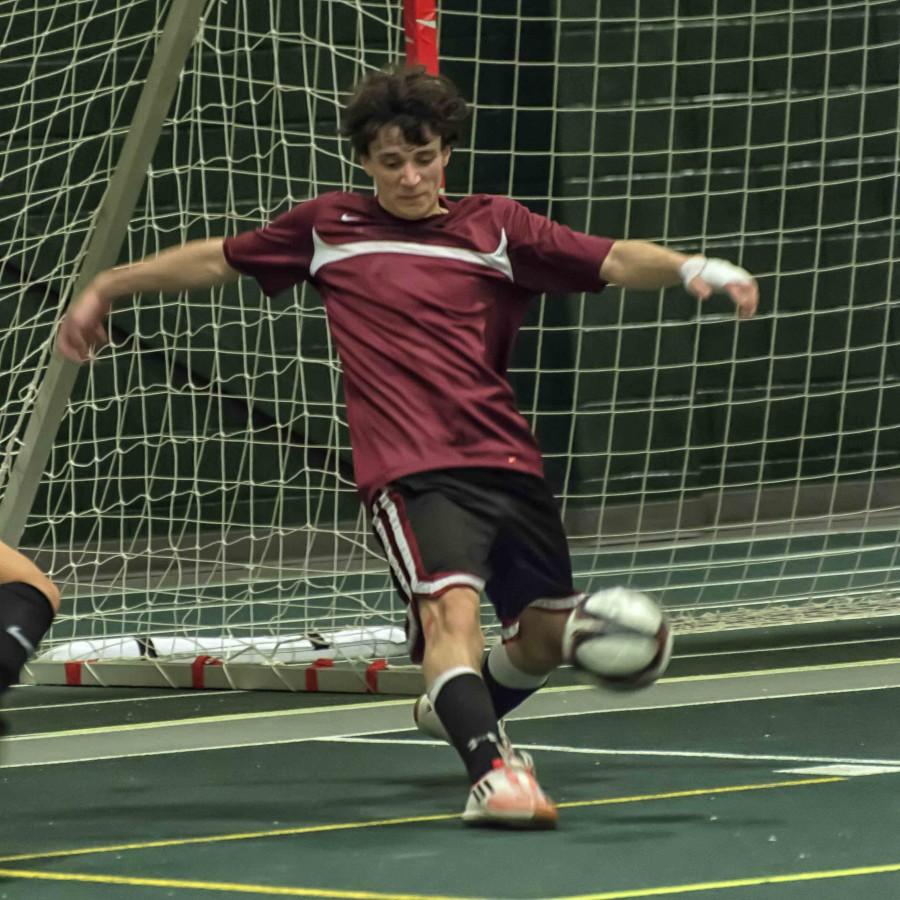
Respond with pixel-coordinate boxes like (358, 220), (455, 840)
(562, 587), (673, 691)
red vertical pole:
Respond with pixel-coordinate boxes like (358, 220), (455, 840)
(404, 0), (439, 74)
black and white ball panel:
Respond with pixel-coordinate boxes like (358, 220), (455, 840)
(562, 587), (672, 689)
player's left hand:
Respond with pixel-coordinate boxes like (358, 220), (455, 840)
(57, 283), (111, 363)
(680, 256), (758, 319)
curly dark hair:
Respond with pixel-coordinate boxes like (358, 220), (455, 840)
(341, 65), (469, 157)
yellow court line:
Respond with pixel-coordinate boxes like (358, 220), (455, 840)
(0, 868), (479, 900)
(0, 777), (842, 865)
(548, 861), (900, 899)
(542, 654), (900, 694)
(3, 855), (900, 900)
(555, 776), (843, 809)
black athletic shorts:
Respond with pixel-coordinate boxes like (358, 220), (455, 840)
(370, 467), (582, 663)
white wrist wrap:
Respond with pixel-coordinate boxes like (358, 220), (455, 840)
(680, 256), (752, 292)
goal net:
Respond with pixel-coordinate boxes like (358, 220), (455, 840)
(1, 0), (898, 690)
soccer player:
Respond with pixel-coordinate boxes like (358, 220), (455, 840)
(0, 540), (61, 729)
(57, 66), (758, 828)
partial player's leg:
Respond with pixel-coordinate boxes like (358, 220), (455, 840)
(418, 586), (499, 784)
(371, 476), (556, 828)
(414, 469), (579, 735)
(480, 472), (583, 719)
(414, 605), (571, 737)
(487, 604), (569, 707)
(0, 541), (60, 730)
(418, 586), (556, 828)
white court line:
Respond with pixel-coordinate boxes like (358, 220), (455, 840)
(6, 665), (900, 768)
(776, 764), (900, 777)
(10, 729), (900, 774)
(1, 697), (412, 742)
(315, 735), (900, 769)
(0, 726), (419, 770)
(7, 678), (900, 746)
(678, 635), (900, 660)
(513, 682), (900, 723)
(7, 674), (894, 744)
(3, 691), (240, 714)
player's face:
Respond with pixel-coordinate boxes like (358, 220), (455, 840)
(362, 126), (450, 220)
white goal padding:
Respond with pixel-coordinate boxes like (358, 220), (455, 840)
(37, 625), (407, 664)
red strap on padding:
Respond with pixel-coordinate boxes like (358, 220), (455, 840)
(64, 661), (83, 686)
(366, 659), (388, 693)
(305, 658), (334, 692)
(191, 655), (222, 689)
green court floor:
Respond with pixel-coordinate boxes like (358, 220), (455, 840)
(3, 626), (900, 899)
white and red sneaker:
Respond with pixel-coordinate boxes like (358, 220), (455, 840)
(412, 693), (535, 773)
(462, 757), (558, 829)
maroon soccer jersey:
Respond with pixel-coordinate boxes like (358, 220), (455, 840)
(223, 192), (614, 501)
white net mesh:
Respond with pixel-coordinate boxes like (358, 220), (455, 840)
(440, 0), (900, 630)
(1, 1), (899, 681)
(3, 0), (408, 669)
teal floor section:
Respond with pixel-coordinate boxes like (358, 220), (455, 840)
(3, 669), (900, 899)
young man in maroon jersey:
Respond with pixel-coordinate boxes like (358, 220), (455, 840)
(58, 66), (758, 828)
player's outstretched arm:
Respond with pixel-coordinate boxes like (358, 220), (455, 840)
(599, 239), (758, 319)
(57, 238), (240, 363)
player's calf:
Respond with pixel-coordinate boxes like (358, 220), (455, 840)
(481, 640), (551, 717)
(478, 604), (570, 719)
(415, 641), (550, 739)
(413, 692), (536, 773)
(419, 589), (557, 827)
(414, 607), (564, 768)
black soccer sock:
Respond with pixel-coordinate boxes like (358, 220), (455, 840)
(430, 667), (504, 784)
(0, 583), (55, 693)
(481, 642), (549, 719)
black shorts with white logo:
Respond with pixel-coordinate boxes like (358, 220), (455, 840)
(370, 467), (582, 663)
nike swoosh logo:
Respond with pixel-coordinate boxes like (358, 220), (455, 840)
(7, 625), (34, 655)
(340, 213), (360, 222)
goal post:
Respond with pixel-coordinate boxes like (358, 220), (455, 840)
(405, 0), (439, 73)
(1, 1), (898, 693)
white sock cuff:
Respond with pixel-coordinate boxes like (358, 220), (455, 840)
(487, 643), (549, 690)
(427, 665), (479, 705)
